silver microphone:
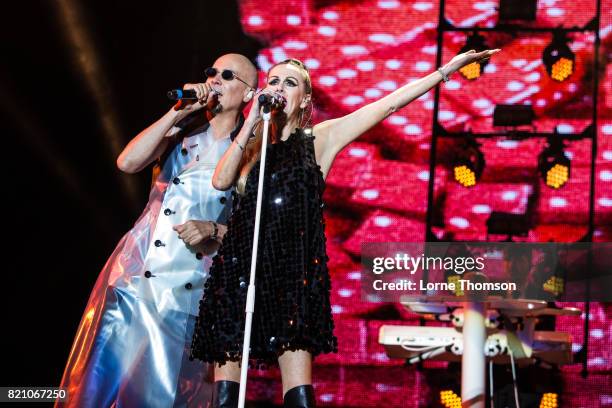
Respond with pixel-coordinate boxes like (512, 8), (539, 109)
(258, 93), (286, 110)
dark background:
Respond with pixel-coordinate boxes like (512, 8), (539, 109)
(0, 0), (259, 386)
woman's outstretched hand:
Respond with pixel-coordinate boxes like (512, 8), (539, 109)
(445, 48), (501, 76)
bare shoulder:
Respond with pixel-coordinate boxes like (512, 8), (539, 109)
(311, 120), (340, 180)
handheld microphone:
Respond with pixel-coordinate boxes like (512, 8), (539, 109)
(167, 89), (220, 101)
(168, 89), (197, 100)
(258, 93), (286, 111)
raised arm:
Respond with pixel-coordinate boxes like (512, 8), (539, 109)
(212, 94), (262, 190)
(312, 49), (500, 173)
(116, 83), (214, 174)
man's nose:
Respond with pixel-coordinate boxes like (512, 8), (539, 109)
(212, 76), (222, 86)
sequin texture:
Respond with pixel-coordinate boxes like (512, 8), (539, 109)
(190, 129), (337, 364)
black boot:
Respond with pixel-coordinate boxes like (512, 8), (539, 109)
(211, 380), (239, 408)
(283, 384), (316, 408)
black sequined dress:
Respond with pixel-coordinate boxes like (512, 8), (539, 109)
(190, 128), (338, 364)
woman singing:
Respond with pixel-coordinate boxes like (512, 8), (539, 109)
(190, 49), (500, 407)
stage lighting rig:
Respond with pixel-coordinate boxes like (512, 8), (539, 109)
(453, 137), (485, 187)
(542, 32), (575, 82)
(538, 134), (571, 189)
(486, 211), (531, 239)
(493, 104), (535, 127)
(499, 0), (537, 21)
(458, 32), (490, 80)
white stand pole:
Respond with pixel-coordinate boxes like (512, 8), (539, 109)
(237, 110), (272, 408)
(509, 349), (521, 408)
(489, 360), (495, 408)
(461, 301), (486, 408)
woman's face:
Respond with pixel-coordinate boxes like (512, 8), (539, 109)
(265, 63), (310, 120)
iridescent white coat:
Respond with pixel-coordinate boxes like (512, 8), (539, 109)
(57, 121), (234, 408)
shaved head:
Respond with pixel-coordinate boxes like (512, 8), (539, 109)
(215, 53), (258, 89)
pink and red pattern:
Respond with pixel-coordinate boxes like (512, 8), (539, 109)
(238, 1), (611, 406)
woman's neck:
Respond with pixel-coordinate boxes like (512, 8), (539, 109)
(280, 117), (300, 141)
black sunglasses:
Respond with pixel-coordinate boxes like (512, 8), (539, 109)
(205, 67), (253, 88)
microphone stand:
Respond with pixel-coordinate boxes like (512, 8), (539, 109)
(238, 106), (272, 408)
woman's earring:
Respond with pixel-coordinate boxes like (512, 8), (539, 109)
(304, 100), (313, 127)
(300, 100), (313, 128)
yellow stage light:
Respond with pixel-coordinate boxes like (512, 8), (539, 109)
(538, 136), (571, 189)
(550, 57), (574, 82)
(459, 62), (482, 80)
(543, 32), (575, 83)
(539, 392), (558, 408)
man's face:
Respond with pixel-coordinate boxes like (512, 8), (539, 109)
(205, 55), (254, 113)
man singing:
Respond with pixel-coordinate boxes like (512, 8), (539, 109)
(57, 53), (257, 407)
